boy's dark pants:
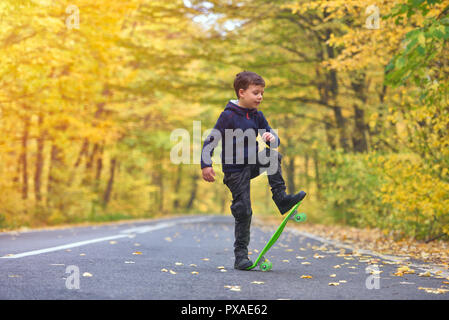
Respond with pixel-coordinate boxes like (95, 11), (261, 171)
(223, 148), (286, 262)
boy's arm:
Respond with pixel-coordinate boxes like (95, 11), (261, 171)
(202, 167), (216, 182)
(258, 111), (280, 148)
(201, 112), (229, 172)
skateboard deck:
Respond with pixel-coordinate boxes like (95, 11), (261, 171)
(247, 200), (306, 271)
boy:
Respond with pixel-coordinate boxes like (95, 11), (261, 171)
(201, 71), (306, 270)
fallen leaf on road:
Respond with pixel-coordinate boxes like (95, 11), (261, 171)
(300, 275), (312, 279)
(190, 264), (197, 267)
(82, 272), (92, 277)
(328, 282), (340, 286)
(201, 258), (210, 261)
(394, 266), (415, 276)
(132, 251), (142, 255)
(330, 274), (336, 278)
(175, 262), (183, 266)
(282, 260), (289, 263)
(418, 271), (431, 277)
(224, 285), (241, 292)
(109, 241), (117, 245)
(191, 271), (199, 275)
(301, 262), (311, 265)
(333, 265), (341, 269)
(169, 270), (176, 275)
(251, 281), (265, 285)
(368, 269), (383, 275)
(418, 287), (449, 294)
(161, 268), (168, 272)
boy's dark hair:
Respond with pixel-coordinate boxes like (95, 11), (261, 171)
(234, 71), (265, 99)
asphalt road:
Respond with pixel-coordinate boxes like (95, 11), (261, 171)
(0, 215), (448, 300)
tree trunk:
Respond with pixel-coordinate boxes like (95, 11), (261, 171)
(34, 113), (45, 202)
(20, 116), (30, 200)
(286, 156), (295, 194)
(74, 139), (89, 169)
(159, 168), (164, 212)
(83, 143), (99, 185)
(313, 150), (321, 199)
(47, 143), (63, 207)
(86, 143), (98, 171)
(95, 144), (104, 190)
(325, 121), (336, 150)
(324, 21), (350, 153)
(304, 154), (310, 189)
(332, 106), (350, 152)
(350, 71), (369, 153)
(352, 104), (368, 153)
(173, 165), (183, 210)
(103, 157), (117, 208)
(186, 171), (198, 211)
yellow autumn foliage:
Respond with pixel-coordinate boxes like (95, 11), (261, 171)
(373, 154), (449, 239)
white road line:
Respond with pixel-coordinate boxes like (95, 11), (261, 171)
(1, 234), (131, 259)
(1, 217), (211, 259)
(120, 222), (175, 234)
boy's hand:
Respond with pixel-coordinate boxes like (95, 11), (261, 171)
(202, 167), (216, 182)
(262, 132), (275, 143)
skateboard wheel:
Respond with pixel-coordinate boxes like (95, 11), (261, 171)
(260, 259), (272, 272)
(288, 210), (297, 220)
(294, 212), (307, 223)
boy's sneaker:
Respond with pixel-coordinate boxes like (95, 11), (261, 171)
(234, 257), (253, 270)
(273, 190), (307, 215)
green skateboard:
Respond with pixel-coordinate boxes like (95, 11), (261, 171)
(247, 201), (306, 271)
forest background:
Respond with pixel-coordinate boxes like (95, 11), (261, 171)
(0, 0), (448, 242)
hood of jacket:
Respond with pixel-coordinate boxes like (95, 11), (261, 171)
(225, 100), (259, 119)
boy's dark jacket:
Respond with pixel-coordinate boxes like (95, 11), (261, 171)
(201, 100), (280, 173)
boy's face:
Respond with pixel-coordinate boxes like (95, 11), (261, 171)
(238, 84), (264, 109)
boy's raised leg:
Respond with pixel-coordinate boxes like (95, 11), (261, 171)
(255, 148), (306, 215)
